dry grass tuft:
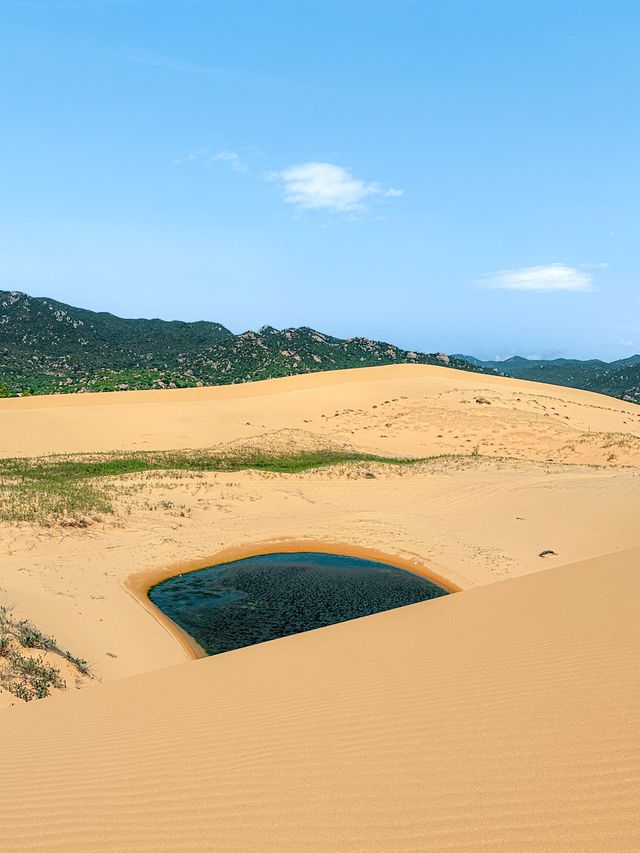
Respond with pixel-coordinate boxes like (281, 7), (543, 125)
(0, 605), (91, 702)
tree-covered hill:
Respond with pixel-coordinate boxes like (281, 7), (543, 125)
(457, 354), (640, 404)
(0, 291), (482, 395)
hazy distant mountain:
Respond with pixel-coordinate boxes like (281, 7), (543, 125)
(0, 291), (483, 396)
(456, 354), (640, 404)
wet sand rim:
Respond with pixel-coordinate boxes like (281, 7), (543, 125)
(124, 538), (461, 660)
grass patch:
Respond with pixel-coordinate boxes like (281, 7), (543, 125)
(0, 605), (91, 701)
(0, 447), (430, 526)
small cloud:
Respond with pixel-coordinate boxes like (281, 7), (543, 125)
(270, 162), (403, 214)
(210, 151), (249, 173)
(618, 338), (635, 348)
(481, 263), (596, 293)
(176, 148), (249, 173)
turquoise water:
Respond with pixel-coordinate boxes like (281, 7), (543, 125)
(149, 551), (448, 655)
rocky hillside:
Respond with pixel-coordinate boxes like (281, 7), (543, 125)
(0, 291), (482, 395)
(459, 354), (640, 404)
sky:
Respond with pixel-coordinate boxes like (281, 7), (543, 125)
(1, 0), (638, 360)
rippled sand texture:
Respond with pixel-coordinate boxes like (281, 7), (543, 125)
(1, 364), (639, 706)
(2, 363), (640, 464)
(1, 547), (639, 851)
(1, 364), (640, 848)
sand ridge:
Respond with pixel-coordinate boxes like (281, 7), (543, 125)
(126, 538), (463, 660)
(1, 363), (639, 463)
(1, 364), (640, 847)
(0, 547), (639, 851)
(1, 455), (638, 703)
(1, 364), (639, 707)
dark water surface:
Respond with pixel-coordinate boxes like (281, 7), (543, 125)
(149, 551), (448, 655)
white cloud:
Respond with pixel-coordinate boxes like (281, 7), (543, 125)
(619, 338), (634, 348)
(209, 151), (249, 173)
(176, 148), (249, 173)
(271, 162), (403, 213)
(481, 263), (596, 292)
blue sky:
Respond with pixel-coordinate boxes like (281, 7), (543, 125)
(1, 0), (638, 359)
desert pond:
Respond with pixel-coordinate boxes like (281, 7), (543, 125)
(149, 551), (448, 655)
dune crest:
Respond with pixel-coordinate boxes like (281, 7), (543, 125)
(1, 365), (639, 707)
(1, 548), (639, 850)
(1, 365), (639, 849)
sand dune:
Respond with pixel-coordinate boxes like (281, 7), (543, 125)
(1, 364), (639, 847)
(1, 363), (639, 463)
(1, 547), (639, 851)
(0, 365), (638, 699)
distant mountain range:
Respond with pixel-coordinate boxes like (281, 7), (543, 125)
(2, 290), (638, 404)
(456, 354), (640, 404)
(0, 291), (482, 396)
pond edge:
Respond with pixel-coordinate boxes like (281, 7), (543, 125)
(123, 539), (462, 662)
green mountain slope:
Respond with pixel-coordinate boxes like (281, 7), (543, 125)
(457, 354), (640, 404)
(0, 291), (482, 395)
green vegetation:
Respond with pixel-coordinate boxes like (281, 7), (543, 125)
(0, 605), (91, 701)
(0, 290), (484, 396)
(460, 354), (640, 404)
(0, 447), (430, 526)
(3, 290), (638, 402)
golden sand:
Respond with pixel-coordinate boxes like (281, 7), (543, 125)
(0, 365), (639, 848)
(1, 365), (638, 697)
(1, 547), (639, 851)
(126, 538), (463, 661)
